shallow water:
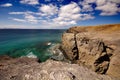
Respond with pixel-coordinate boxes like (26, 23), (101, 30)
(0, 29), (65, 61)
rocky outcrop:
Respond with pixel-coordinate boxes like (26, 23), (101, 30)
(0, 56), (115, 80)
(61, 33), (79, 61)
(48, 44), (66, 61)
(61, 24), (120, 79)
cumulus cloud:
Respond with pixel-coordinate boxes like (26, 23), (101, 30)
(79, 0), (95, 12)
(82, 0), (96, 4)
(1, 3), (12, 7)
(79, 14), (95, 20)
(95, 0), (120, 16)
(24, 13), (38, 23)
(20, 0), (39, 5)
(82, 4), (93, 12)
(79, 0), (120, 16)
(9, 2), (96, 27)
(53, 2), (81, 25)
(59, 2), (81, 19)
(53, 2), (95, 26)
(110, 0), (120, 4)
(39, 4), (58, 16)
(10, 11), (39, 24)
(96, 0), (107, 6)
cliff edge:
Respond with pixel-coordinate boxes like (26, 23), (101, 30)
(61, 24), (120, 79)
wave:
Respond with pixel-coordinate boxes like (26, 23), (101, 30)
(46, 42), (52, 46)
(26, 52), (37, 58)
(5, 42), (63, 61)
(47, 43), (65, 61)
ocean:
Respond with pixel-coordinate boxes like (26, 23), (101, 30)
(0, 29), (65, 61)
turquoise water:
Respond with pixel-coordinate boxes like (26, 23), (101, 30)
(0, 29), (65, 61)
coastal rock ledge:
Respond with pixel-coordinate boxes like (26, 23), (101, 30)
(61, 24), (120, 79)
(0, 56), (115, 80)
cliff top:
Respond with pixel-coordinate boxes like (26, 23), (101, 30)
(67, 24), (120, 33)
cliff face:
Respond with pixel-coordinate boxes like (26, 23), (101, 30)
(61, 24), (120, 79)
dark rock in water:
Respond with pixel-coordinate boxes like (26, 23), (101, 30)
(61, 24), (120, 79)
(0, 56), (115, 80)
(48, 44), (67, 61)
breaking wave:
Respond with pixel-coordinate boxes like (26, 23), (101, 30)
(26, 52), (37, 58)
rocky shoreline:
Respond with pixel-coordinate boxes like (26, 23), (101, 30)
(0, 56), (116, 80)
(0, 24), (120, 80)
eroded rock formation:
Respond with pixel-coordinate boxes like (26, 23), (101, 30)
(0, 56), (115, 80)
(61, 24), (120, 79)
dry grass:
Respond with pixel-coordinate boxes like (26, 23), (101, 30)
(68, 24), (120, 33)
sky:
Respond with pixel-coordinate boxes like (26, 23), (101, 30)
(0, 0), (120, 29)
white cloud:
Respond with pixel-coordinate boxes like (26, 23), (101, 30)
(9, 11), (37, 15)
(79, 0), (120, 16)
(57, 0), (64, 2)
(60, 2), (80, 14)
(83, 0), (96, 4)
(82, 4), (93, 12)
(58, 21), (76, 25)
(44, 0), (63, 2)
(39, 4), (58, 16)
(12, 18), (26, 22)
(53, 2), (95, 26)
(0, 24), (38, 29)
(20, 0), (39, 5)
(96, 0), (107, 6)
(10, 12), (38, 24)
(9, 12), (25, 15)
(79, 14), (95, 20)
(9, 2), (95, 28)
(110, 0), (120, 4)
(96, 1), (119, 16)
(1, 3), (12, 7)
(24, 13), (38, 23)
(53, 2), (81, 26)
(79, 0), (95, 12)
(36, 2), (82, 27)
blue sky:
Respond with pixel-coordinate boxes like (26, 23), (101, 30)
(0, 0), (120, 29)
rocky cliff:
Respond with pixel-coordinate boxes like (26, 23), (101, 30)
(61, 24), (120, 79)
(0, 56), (115, 80)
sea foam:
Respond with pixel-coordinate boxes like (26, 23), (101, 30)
(46, 42), (52, 46)
(26, 52), (37, 58)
